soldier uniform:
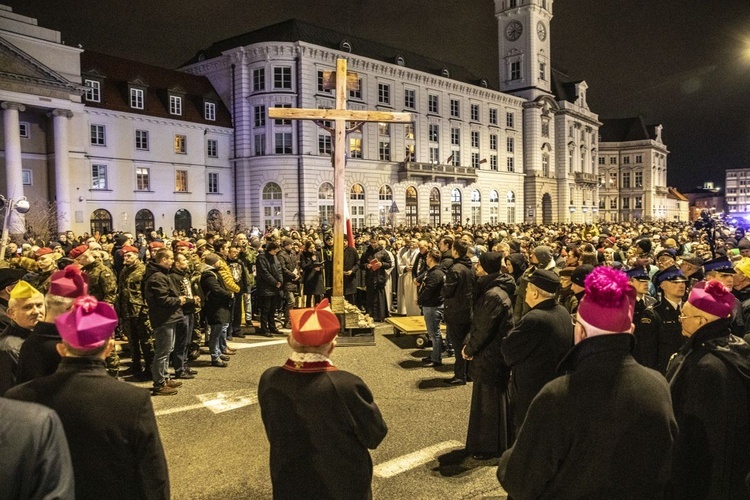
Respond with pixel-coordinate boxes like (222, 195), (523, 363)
(116, 247), (153, 380)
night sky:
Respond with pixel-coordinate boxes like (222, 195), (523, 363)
(7, 0), (750, 192)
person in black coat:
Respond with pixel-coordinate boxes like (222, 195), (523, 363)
(419, 249), (446, 366)
(499, 267), (677, 499)
(200, 253), (234, 367)
(258, 300), (387, 500)
(441, 239), (474, 385)
(666, 280), (750, 500)
(501, 269), (574, 431)
(359, 237), (393, 322)
(300, 240), (324, 307)
(256, 242), (284, 336)
(343, 240), (360, 304)
(5, 297), (170, 500)
(277, 238), (300, 328)
(462, 252), (515, 460)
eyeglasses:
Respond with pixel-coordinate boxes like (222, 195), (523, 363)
(678, 314), (702, 323)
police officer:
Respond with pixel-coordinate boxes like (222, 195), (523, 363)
(651, 266), (688, 374)
(627, 267), (658, 369)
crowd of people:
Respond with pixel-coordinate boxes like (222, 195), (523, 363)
(1, 217), (750, 497)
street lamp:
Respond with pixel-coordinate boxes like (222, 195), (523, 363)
(0, 195), (30, 261)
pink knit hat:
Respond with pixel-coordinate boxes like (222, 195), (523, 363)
(55, 296), (118, 350)
(578, 267), (637, 333)
(49, 265), (88, 298)
(687, 280), (734, 319)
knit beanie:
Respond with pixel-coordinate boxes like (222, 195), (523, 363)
(578, 267), (636, 333)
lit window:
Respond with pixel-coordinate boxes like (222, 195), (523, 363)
(317, 70), (333, 94)
(91, 164), (107, 190)
(350, 137), (362, 159)
(169, 95), (182, 115)
(135, 130), (149, 150)
(349, 78), (362, 99)
(136, 167), (150, 191)
(175, 170), (188, 192)
(174, 134), (187, 154)
(90, 125), (106, 146)
(84, 79), (100, 102)
(130, 88), (144, 109)
(205, 102), (216, 121)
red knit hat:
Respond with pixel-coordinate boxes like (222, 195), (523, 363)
(688, 280), (734, 319)
(578, 267), (636, 333)
(289, 299), (340, 347)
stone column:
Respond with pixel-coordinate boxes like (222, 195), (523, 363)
(2, 102), (26, 237)
(51, 109), (74, 232)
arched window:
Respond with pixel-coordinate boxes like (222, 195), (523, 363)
(262, 182), (283, 228)
(207, 209), (223, 232)
(451, 188), (462, 225)
(405, 186), (418, 227)
(135, 209), (154, 235)
(349, 184), (365, 230)
(174, 209), (192, 232)
(507, 191), (516, 223)
(429, 188), (441, 226)
(471, 189), (481, 225)
(489, 190), (499, 224)
(379, 185), (393, 225)
(90, 209), (112, 235)
(318, 182), (334, 226)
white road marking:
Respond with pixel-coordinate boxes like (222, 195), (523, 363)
(154, 389), (258, 416)
(373, 440), (464, 478)
(227, 339), (288, 349)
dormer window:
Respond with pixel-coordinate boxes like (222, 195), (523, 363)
(170, 95), (183, 116)
(441, 68), (450, 78)
(340, 40), (352, 53)
(204, 101), (216, 121)
(130, 88), (144, 109)
(84, 79), (101, 102)
(395, 55), (405, 66)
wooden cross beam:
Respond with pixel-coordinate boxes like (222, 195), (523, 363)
(268, 58), (413, 316)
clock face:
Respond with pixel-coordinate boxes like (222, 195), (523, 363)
(537, 21), (547, 41)
(505, 20), (523, 41)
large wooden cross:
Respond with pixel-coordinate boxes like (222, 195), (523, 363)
(269, 58), (412, 317)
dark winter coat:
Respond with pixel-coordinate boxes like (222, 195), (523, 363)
(417, 265), (445, 308)
(498, 334), (677, 499)
(143, 261), (183, 328)
(277, 248), (300, 292)
(0, 322), (32, 396)
(441, 256), (474, 324)
(501, 298), (574, 430)
(16, 321), (62, 384)
(6, 357), (170, 500)
(464, 272), (515, 384)
(256, 251), (283, 297)
(200, 266), (233, 325)
(665, 318), (750, 500)
(359, 246), (392, 290)
(343, 246), (360, 296)
(300, 250), (325, 296)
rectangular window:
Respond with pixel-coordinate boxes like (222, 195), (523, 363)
(135, 129), (149, 150)
(350, 137), (362, 159)
(175, 170), (188, 192)
(404, 88), (415, 109)
(635, 196), (642, 209)
(274, 67), (292, 89)
(609, 172), (618, 188)
(429, 124), (439, 142)
(635, 155), (643, 163)
(91, 164), (107, 190)
(90, 124), (106, 146)
(490, 134), (498, 151)
(510, 61), (521, 80)
(610, 157), (617, 164)
(635, 171), (643, 187)
(429, 146), (440, 164)
(450, 99), (460, 118)
(275, 132), (292, 154)
(490, 155), (498, 171)
(205, 102), (216, 121)
(507, 137), (514, 153)
(622, 197), (630, 209)
(623, 172), (631, 188)
(489, 108), (498, 125)
(379, 123), (390, 137)
(130, 88), (144, 109)
(349, 78), (362, 99)
(254, 105), (266, 127)
(207, 139), (218, 158)
(253, 68), (265, 91)
(541, 121), (549, 138)
(208, 172), (219, 194)
(471, 153), (480, 169)
(317, 70), (333, 94)
(539, 62), (546, 81)
(22, 169), (32, 185)
(405, 123), (415, 140)
(506, 112), (515, 128)
(174, 134), (187, 154)
(428, 94), (439, 114)
(471, 104), (480, 122)
(319, 134), (332, 155)
(136, 167), (150, 191)
(19, 122), (29, 138)
(404, 144), (415, 162)
(623, 156), (631, 164)
(451, 128), (460, 146)
(274, 104), (291, 125)
(610, 198), (617, 209)
(379, 141), (391, 161)
(84, 79), (100, 102)
(507, 157), (515, 172)
(169, 95), (182, 115)
(254, 134), (266, 156)
(378, 83), (391, 105)
(471, 131), (480, 148)
(598, 157), (605, 165)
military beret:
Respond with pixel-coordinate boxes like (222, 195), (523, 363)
(68, 245), (90, 259)
(34, 247), (54, 259)
(121, 245), (139, 254)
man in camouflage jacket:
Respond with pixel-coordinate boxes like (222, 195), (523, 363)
(116, 245), (153, 380)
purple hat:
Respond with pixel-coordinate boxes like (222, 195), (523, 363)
(688, 280), (734, 319)
(55, 296), (118, 350)
(578, 267), (637, 333)
(49, 265), (88, 298)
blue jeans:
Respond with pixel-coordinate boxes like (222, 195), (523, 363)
(152, 322), (176, 387)
(209, 323), (228, 361)
(423, 306), (444, 363)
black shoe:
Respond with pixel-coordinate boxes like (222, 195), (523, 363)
(175, 371), (195, 380)
(233, 332), (246, 338)
(261, 332), (273, 338)
(445, 350), (455, 358)
(472, 452), (500, 460)
(211, 360), (228, 367)
(444, 377), (466, 386)
(219, 354), (231, 361)
(423, 361), (442, 368)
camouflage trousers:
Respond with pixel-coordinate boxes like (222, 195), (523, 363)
(121, 312), (155, 376)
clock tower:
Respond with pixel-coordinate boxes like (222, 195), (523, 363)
(495, 0), (553, 101)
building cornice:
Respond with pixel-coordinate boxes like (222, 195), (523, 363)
(83, 108), (233, 134)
